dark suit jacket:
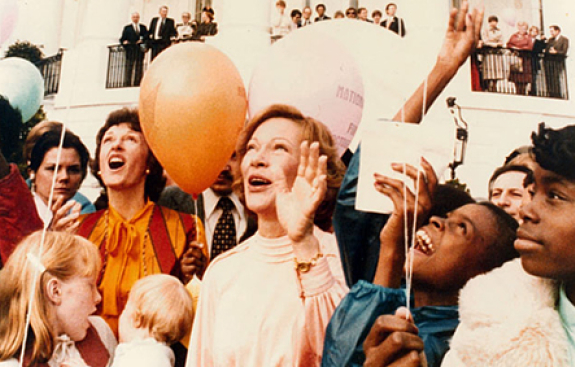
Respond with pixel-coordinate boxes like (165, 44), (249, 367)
(381, 16), (406, 37)
(120, 23), (148, 44)
(192, 22), (218, 41)
(314, 15), (331, 22)
(149, 17), (177, 42)
(546, 35), (569, 55)
(532, 38), (546, 54)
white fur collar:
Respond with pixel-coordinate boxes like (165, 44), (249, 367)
(441, 259), (569, 366)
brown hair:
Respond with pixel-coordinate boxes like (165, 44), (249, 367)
(235, 104), (345, 231)
(0, 231), (100, 364)
(24, 121), (63, 164)
(91, 107), (166, 202)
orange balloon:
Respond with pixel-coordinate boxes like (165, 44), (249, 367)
(139, 43), (247, 195)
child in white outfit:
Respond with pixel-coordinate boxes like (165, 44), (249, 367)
(113, 274), (194, 367)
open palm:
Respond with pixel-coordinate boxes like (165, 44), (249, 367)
(275, 141), (327, 243)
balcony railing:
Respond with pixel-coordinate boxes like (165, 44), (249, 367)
(471, 47), (568, 99)
(106, 44), (152, 88)
(36, 50), (63, 96)
(106, 38), (218, 89)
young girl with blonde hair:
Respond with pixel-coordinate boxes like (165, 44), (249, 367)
(0, 231), (116, 367)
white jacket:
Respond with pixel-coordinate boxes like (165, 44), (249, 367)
(442, 259), (569, 366)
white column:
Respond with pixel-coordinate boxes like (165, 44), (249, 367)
(207, 0), (272, 87)
(55, 0), (133, 108)
(11, 0), (65, 55)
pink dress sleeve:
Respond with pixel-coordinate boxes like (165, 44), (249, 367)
(293, 229), (349, 365)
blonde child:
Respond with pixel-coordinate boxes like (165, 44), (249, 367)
(113, 274), (194, 367)
(0, 231), (116, 367)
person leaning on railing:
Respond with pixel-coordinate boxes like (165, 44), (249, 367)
(175, 11), (196, 42)
(543, 25), (569, 98)
(506, 21), (533, 95)
(192, 10), (218, 42)
(478, 15), (504, 92)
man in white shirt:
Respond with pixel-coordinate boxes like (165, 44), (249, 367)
(120, 12), (148, 86)
(301, 6), (313, 26)
(148, 5), (176, 59)
(158, 153), (252, 258)
(175, 11), (196, 42)
(202, 152), (248, 258)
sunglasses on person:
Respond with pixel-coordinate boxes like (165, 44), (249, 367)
(346, 11), (356, 15)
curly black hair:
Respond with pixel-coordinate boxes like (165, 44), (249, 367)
(477, 201), (520, 270)
(531, 122), (575, 181)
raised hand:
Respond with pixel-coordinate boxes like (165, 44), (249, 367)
(372, 157), (437, 287)
(50, 196), (81, 233)
(437, 0), (484, 75)
(363, 307), (426, 367)
(393, 1), (483, 125)
(275, 141), (327, 244)
(374, 157), (437, 229)
(181, 241), (207, 281)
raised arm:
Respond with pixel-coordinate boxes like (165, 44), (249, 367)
(372, 158), (437, 288)
(395, 1), (483, 124)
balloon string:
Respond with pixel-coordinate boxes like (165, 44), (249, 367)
(19, 48), (81, 367)
(402, 164), (409, 314)
(194, 195), (199, 249)
(404, 71), (428, 318)
(19, 111), (67, 367)
(405, 164), (421, 317)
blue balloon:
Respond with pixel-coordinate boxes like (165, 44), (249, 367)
(0, 57), (44, 122)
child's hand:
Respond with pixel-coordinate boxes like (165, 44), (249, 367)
(182, 241), (207, 281)
(374, 157), (437, 232)
(372, 157), (437, 288)
(363, 307), (426, 367)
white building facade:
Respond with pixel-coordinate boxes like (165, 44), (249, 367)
(2, 0), (574, 199)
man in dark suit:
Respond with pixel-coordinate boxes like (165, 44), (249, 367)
(381, 3), (406, 37)
(529, 26), (546, 96)
(148, 5), (177, 60)
(544, 25), (569, 98)
(120, 12), (148, 87)
(290, 9), (302, 30)
(314, 4), (330, 22)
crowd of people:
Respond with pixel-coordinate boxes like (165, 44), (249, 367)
(474, 14), (569, 97)
(120, 5), (218, 86)
(2, 2), (575, 367)
(271, 1), (406, 40)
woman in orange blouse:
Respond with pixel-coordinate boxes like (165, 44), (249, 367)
(77, 107), (207, 337)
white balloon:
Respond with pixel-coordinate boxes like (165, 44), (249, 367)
(250, 20), (438, 153)
(0, 57), (44, 122)
(249, 26), (364, 156)
(302, 20), (441, 150)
